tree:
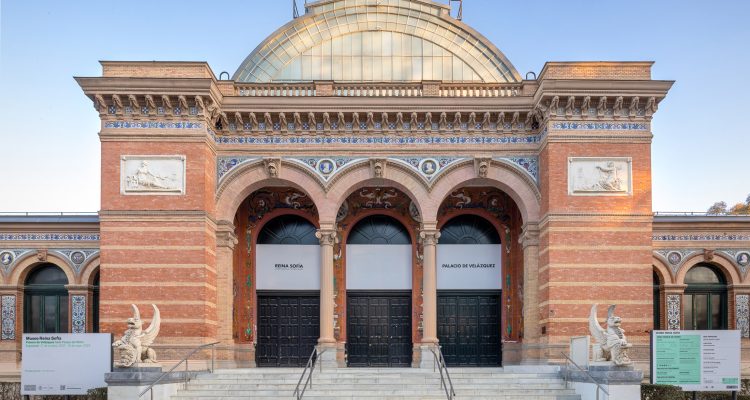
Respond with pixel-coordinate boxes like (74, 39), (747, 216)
(706, 194), (750, 215)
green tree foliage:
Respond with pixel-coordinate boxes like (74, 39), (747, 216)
(707, 194), (750, 215)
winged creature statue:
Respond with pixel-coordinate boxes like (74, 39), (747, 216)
(589, 304), (632, 366)
(112, 304), (161, 367)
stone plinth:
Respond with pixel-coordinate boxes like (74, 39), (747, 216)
(105, 365), (201, 400)
(565, 363), (643, 400)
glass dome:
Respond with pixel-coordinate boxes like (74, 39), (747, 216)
(234, 0), (520, 83)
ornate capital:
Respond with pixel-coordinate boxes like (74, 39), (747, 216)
(315, 229), (338, 246)
(520, 224), (540, 249)
(264, 158), (281, 178)
(216, 221), (238, 250)
(419, 230), (441, 246)
(370, 158), (387, 178)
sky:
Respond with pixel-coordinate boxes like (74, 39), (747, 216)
(0, 0), (748, 213)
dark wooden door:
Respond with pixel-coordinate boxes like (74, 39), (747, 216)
(347, 293), (412, 367)
(256, 294), (319, 367)
(438, 292), (501, 366)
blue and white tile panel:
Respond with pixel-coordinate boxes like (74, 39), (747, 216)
(0, 233), (100, 241)
(1, 295), (15, 340)
(72, 295), (86, 334)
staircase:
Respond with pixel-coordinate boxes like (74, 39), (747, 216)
(171, 365), (581, 400)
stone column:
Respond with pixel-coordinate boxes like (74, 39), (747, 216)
(65, 285), (89, 334)
(315, 228), (339, 367)
(417, 229), (440, 368)
(663, 285), (686, 330)
(520, 223), (541, 364)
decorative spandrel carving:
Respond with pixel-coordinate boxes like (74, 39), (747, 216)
(568, 157), (632, 196)
(589, 304), (632, 366)
(438, 187), (513, 223)
(112, 304), (161, 367)
(121, 156), (185, 195)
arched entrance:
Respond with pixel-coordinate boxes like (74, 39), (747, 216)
(346, 214), (413, 367)
(232, 187), (321, 367)
(24, 264), (69, 333)
(437, 214), (502, 366)
(684, 264), (728, 330)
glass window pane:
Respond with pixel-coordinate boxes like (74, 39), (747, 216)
(686, 266), (722, 284)
(694, 294), (708, 330)
(59, 295), (68, 333)
(711, 294), (722, 329)
(683, 294), (693, 329)
(44, 296), (57, 333)
(29, 295), (42, 333)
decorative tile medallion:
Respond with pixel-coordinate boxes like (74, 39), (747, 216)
(736, 294), (750, 338)
(391, 156), (465, 181)
(287, 157), (362, 182)
(568, 157), (632, 196)
(53, 249), (100, 274)
(655, 249), (698, 276)
(71, 295), (86, 334)
(716, 249), (750, 276)
(666, 294), (680, 330)
(0, 252), (13, 267)
(1, 295), (15, 340)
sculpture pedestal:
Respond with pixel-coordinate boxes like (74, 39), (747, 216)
(105, 364), (201, 400)
(564, 362), (643, 400)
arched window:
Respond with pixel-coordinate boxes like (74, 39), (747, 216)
(92, 271), (100, 333)
(347, 215), (411, 245)
(684, 264), (727, 330)
(24, 264), (69, 333)
(653, 271), (661, 330)
(257, 215), (318, 245)
(439, 214), (501, 245)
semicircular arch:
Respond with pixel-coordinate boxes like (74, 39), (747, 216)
(676, 253), (741, 286)
(9, 254), (76, 287)
(215, 159), (328, 223)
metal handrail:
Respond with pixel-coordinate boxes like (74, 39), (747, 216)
(429, 345), (455, 400)
(293, 347), (326, 400)
(560, 352), (609, 400)
(138, 341), (220, 400)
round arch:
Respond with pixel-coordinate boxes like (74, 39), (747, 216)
(675, 253), (741, 286)
(9, 253), (77, 287)
(215, 159), (328, 223)
(652, 255), (673, 285)
(322, 161), (430, 224)
(425, 160), (541, 224)
(79, 256), (101, 286)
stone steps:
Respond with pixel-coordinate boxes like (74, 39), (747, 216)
(171, 366), (581, 400)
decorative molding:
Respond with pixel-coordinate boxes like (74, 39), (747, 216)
(315, 230), (338, 246)
(568, 157), (632, 196)
(71, 295), (86, 334)
(104, 121), (203, 129)
(666, 294), (680, 330)
(263, 158), (281, 178)
(655, 249), (698, 276)
(474, 157), (491, 178)
(1, 295), (15, 340)
(0, 234), (99, 241)
(287, 157), (362, 182)
(495, 156), (539, 183)
(213, 133), (542, 146)
(391, 157), (465, 181)
(217, 156), (259, 182)
(419, 231), (441, 246)
(551, 122), (648, 131)
(0, 249), (33, 274)
(370, 158), (387, 179)
(736, 294), (750, 338)
(120, 155), (186, 195)
(717, 249), (750, 276)
(653, 234), (750, 241)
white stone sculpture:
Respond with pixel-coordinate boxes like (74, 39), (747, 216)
(589, 304), (632, 366)
(112, 304), (161, 367)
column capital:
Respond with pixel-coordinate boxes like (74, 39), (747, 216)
(316, 229), (338, 246)
(419, 230), (441, 246)
(216, 220), (238, 250)
(520, 223), (540, 249)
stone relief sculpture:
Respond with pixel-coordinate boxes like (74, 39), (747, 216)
(589, 304), (632, 366)
(569, 158), (631, 195)
(126, 161), (178, 191)
(112, 304), (161, 367)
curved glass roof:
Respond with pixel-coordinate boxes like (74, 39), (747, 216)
(234, 0), (520, 83)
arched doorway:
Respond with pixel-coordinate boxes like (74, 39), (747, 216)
(683, 264), (728, 330)
(437, 214), (502, 366)
(92, 271), (100, 333)
(346, 214), (413, 367)
(653, 271), (661, 330)
(24, 264), (69, 333)
(255, 214), (320, 367)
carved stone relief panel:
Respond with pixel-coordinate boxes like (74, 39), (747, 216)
(120, 155), (186, 195)
(666, 294), (680, 330)
(568, 157), (632, 196)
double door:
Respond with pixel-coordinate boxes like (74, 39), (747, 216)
(437, 292), (501, 366)
(347, 292), (412, 367)
(256, 293), (319, 367)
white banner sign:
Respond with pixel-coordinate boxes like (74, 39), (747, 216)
(651, 330), (741, 391)
(22, 333), (111, 395)
(256, 245), (321, 290)
(347, 245), (412, 290)
(437, 244), (502, 289)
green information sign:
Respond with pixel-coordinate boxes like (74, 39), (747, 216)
(652, 330), (740, 392)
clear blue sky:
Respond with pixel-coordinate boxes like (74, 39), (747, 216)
(1, 0), (748, 212)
